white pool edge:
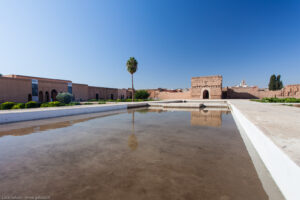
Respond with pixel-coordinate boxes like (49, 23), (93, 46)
(1, 99), (300, 199)
(229, 102), (300, 200)
(0, 100), (182, 124)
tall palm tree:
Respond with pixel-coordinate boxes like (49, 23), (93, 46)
(126, 57), (138, 101)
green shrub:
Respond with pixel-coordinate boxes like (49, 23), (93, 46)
(1, 102), (15, 110)
(84, 102), (93, 105)
(12, 103), (25, 109)
(40, 103), (49, 108)
(284, 98), (300, 103)
(134, 90), (150, 99)
(88, 99), (97, 102)
(56, 92), (73, 104)
(98, 101), (106, 104)
(25, 101), (39, 108)
(252, 97), (300, 103)
(41, 101), (65, 107)
(66, 102), (80, 106)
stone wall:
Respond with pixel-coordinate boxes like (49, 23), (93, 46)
(1, 74), (299, 102)
(148, 90), (191, 100)
(38, 79), (69, 102)
(283, 85), (300, 98)
(72, 83), (89, 101)
(118, 89), (130, 99)
(191, 76), (222, 99)
(0, 75), (129, 103)
(3, 74), (71, 83)
(88, 86), (118, 100)
(0, 77), (31, 103)
(225, 85), (300, 99)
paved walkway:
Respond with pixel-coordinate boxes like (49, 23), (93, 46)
(229, 100), (300, 167)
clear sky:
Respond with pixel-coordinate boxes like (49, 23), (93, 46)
(0, 0), (299, 89)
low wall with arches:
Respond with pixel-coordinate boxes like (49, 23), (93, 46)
(0, 75), (129, 103)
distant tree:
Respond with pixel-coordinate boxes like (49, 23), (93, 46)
(276, 75), (283, 90)
(0, 73), (2, 77)
(268, 74), (276, 90)
(135, 90), (150, 99)
(268, 74), (283, 91)
(126, 57), (138, 102)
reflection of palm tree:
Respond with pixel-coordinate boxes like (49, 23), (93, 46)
(128, 134), (138, 150)
(128, 112), (138, 150)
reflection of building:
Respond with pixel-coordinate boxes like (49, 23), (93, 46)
(190, 110), (223, 127)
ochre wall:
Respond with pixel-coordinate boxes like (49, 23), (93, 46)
(0, 75), (128, 103)
(88, 86), (118, 100)
(149, 84), (300, 100)
(225, 85), (300, 99)
(0, 77), (31, 103)
(1, 74), (299, 102)
(191, 76), (222, 99)
(148, 90), (191, 100)
(3, 75), (71, 83)
(283, 85), (300, 98)
(73, 83), (89, 101)
(38, 80), (69, 102)
(118, 89), (129, 99)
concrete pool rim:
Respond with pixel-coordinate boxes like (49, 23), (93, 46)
(0, 99), (299, 199)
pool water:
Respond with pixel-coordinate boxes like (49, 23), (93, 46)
(0, 108), (267, 200)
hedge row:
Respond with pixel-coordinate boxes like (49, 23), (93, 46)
(0, 101), (80, 110)
(88, 99), (155, 103)
(106, 99), (154, 102)
(251, 97), (300, 103)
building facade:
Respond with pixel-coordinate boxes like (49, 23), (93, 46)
(0, 75), (132, 103)
(1, 74), (299, 103)
(148, 75), (300, 100)
(191, 75), (223, 99)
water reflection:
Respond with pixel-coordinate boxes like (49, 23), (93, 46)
(191, 110), (229, 127)
(128, 112), (138, 150)
(0, 111), (126, 138)
(147, 107), (230, 128)
(0, 108), (270, 200)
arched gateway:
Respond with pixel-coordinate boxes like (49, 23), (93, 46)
(51, 89), (58, 101)
(203, 90), (209, 99)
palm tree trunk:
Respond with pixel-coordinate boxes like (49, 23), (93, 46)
(131, 74), (134, 102)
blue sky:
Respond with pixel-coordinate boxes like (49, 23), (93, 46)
(0, 0), (299, 89)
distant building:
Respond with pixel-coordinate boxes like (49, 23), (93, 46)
(148, 75), (300, 100)
(0, 74), (132, 103)
(235, 80), (249, 88)
(191, 75), (223, 99)
(1, 74), (299, 103)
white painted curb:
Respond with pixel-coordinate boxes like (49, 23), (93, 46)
(0, 104), (127, 124)
(230, 103), (300, 200)
(0, 100), (182, 124)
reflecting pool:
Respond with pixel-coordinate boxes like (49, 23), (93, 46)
(0, 108), (268, 200)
